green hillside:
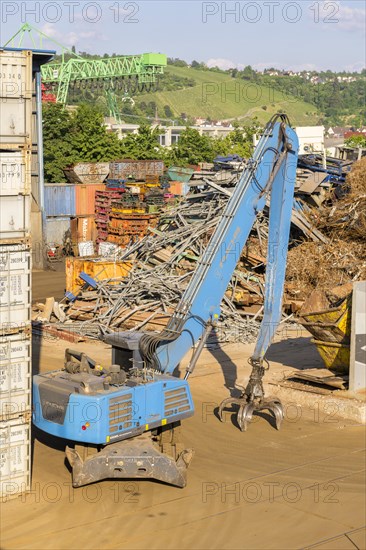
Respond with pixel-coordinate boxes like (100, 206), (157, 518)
(137, 66), (320, 126)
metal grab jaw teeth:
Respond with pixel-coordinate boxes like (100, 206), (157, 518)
(218, 358), (284, 432)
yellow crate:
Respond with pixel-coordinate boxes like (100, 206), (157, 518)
(65, 257), (132, 294)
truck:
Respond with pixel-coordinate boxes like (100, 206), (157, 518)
(32, 114), (299, 488)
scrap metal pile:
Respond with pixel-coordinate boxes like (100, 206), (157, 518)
(34, 155), (366, 344)
(286, 156), (366, 292)
(56, 192), (269, 342)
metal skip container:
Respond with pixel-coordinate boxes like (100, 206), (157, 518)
(64, 162), (110, 184)
(109, 160), (164, 181)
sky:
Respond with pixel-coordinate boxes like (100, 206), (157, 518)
(0, 0), (365, 72)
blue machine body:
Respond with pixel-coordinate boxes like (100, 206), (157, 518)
(33, 373), (193, 445)
(32, 115), (299, 451)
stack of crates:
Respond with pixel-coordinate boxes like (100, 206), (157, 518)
(0, 49), (33, 501)
(107, 195), (158, 246)
(95, 188), (124, 243)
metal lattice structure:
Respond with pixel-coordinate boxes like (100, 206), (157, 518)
(41, 53), (166, 104)
(4, 24), (166, 119)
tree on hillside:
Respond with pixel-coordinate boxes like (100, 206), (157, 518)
(42, 103), (76, 182)
(241, 65), (256, 80)
(167, 127), (214, 165)
(164, 105), (174, 119)
(345, 135), (366, 148)
(213, 120), (262, 158)
(167, 58), (188, 67)
(119, 124), (163, 159)
(71, 104), (121, 161)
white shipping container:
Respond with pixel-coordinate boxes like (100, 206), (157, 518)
(0, 150), (31, 196)
(0, 50), (33, 149)
(0, 332), (31, 421)
(0, 417), (31, 501)
(0, 244), (31, 328)
(0, 194), (31, 239)
(0, 97), (33, 148)
(0, 50), (33, 99)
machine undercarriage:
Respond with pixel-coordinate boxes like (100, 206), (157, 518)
(67, 422), (193, 488)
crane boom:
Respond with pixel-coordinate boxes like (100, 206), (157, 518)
(139, 114), (298, 375)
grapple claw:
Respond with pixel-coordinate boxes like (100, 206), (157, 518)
(218, 396), (247, 422)
(238, 402), (255, 432)
(219, 358), (284, 432)
(265, 399), (284, 430)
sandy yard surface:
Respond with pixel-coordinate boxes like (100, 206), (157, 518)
(1, 331), (365, 550)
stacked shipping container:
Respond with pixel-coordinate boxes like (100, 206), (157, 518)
(44, 183), (106, 246)
(0, 49), (34, 501)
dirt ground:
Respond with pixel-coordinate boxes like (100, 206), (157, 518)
(32, 266), (66, 304)
(1, 330), (365, 550)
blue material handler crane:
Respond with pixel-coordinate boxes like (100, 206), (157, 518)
(33, 114), (299, 488)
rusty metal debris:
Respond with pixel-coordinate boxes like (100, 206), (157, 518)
(34, 156), (365, 343)
(45, 191), (270, 342)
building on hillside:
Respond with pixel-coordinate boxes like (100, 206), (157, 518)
(344, 130), (366, 140)
(326, 126), (351, 138)
(104, 120), (234, 146)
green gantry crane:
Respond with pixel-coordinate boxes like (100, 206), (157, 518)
(4, 23), (167, 121)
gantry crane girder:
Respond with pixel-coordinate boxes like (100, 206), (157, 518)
(41, 53), (167, 103)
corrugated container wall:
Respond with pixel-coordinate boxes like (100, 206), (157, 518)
(0, 195), (31, 240)
(0, 50), (33, 149)
(0, 417), (31, 500)
(0, 244), (31, 330)
(0, 149), (32, 240)
(44, 184), (76, 217)
(0, 331), (31, 421)
(75, 183), (105, 216)
(0, 150), (31, 195)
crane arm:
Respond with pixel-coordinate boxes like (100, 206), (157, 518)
(139, 114), (299, 376)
